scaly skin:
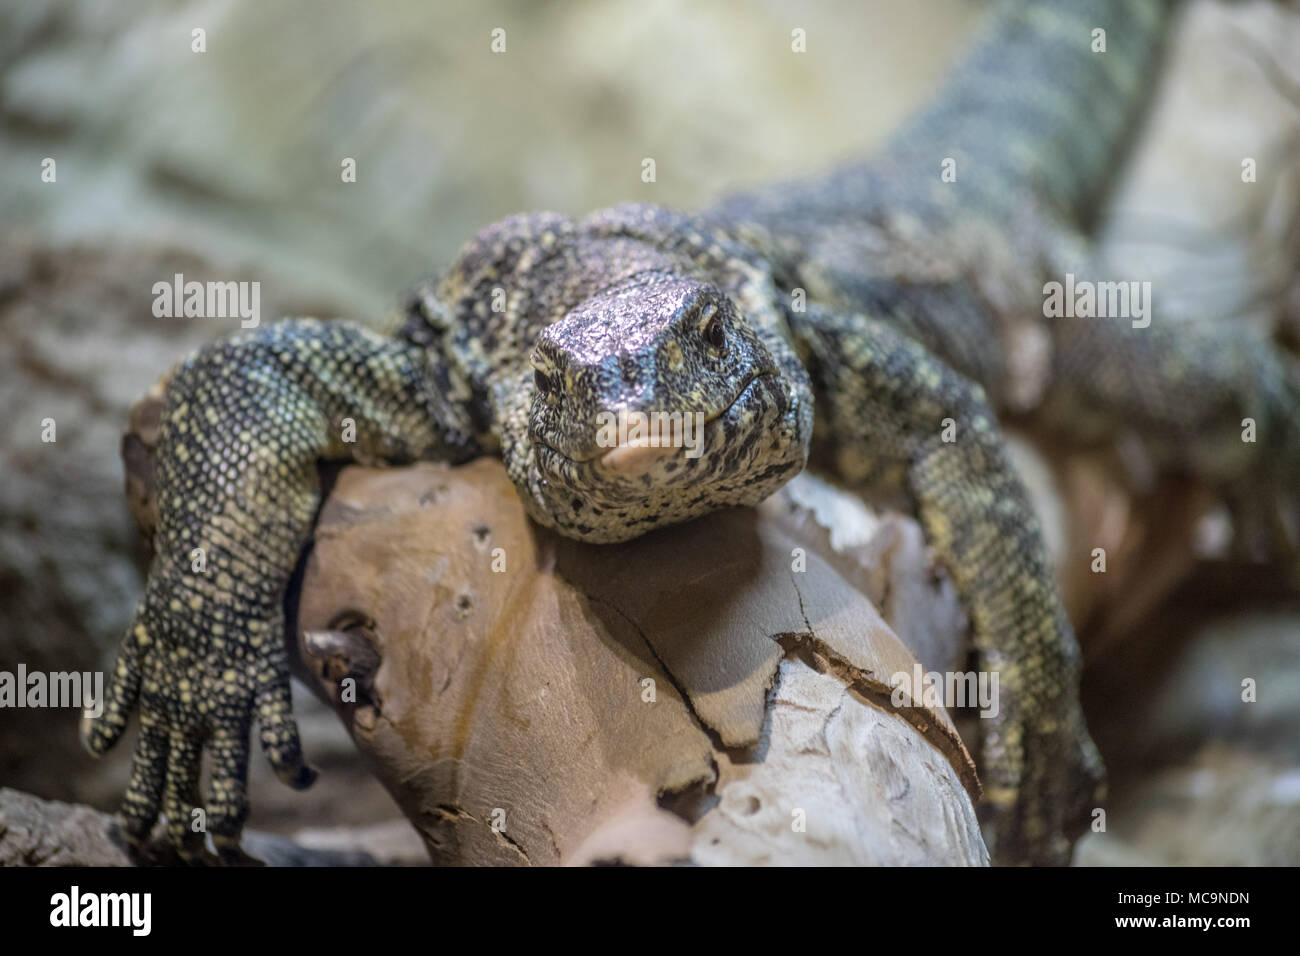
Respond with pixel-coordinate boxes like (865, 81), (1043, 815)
(86, 322), (462, 861)
(87, 0), (1300, 864)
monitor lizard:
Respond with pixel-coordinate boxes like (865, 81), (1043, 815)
(84, 0), (1300, 864)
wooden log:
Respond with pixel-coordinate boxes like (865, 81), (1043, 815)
(294, 460), (987, 865)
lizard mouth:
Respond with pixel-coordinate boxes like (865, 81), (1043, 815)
(535, 370), (775, 470)
(596, 373), (772, 476)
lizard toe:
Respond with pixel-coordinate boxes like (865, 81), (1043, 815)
(163, 726), (209, 861)
(207, 722), (253, 849)
(120, 716), (169, 848)
(255, 673), (317, 790)
(83, 610), (147, 756)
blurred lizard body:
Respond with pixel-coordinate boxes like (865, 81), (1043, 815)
(87, 0), (1300, 864)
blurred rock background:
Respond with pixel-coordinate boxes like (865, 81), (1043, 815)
(0, 0), (976, 316)
(1, 0), (1297, 863)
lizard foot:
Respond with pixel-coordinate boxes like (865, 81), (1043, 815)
(977, 697), (1106, 865)
(82, 570), (316, 865)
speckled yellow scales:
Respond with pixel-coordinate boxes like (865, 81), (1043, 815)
(85, 320), (458, 862)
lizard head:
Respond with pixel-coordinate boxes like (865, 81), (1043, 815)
(520, 270), (812, 543)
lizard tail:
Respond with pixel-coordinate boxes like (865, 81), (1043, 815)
(879, 0), (1180, 227)
(707, 0), (1180, 237)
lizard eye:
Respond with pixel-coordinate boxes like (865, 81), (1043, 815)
(534, 368), (554, 396)
(704, 315), (726, 350)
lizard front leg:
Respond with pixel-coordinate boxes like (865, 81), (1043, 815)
(84, 318), (470, 863)
(791, 305), (1104, 865)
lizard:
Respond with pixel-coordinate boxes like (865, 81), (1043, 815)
(83, 0), (1300, 865)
